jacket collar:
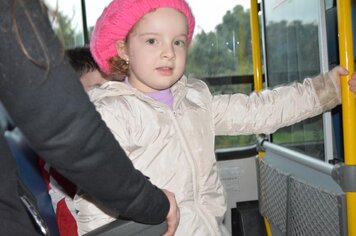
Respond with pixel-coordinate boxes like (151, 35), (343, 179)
(88, 75), (189, 108)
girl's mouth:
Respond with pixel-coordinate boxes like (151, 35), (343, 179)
(157, 67), (173, 76)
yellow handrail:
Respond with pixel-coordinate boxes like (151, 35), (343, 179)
(336, 0), (356, 235)
(250, 0), (272, 235)
(250, 0), (263, 93)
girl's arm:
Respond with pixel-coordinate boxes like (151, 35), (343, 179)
(213, 68), (342, 135)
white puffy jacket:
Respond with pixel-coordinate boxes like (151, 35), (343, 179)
(74, 73), (340, 235)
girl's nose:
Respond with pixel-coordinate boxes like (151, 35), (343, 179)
(160, 44), (175, 60)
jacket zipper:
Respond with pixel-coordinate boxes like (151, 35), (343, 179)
(169, 110), (217, 235)
(132, 85), (219, 234)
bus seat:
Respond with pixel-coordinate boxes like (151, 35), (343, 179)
(4, 127), (60, 236)
(256, 142), (347, 236)
(0, 101), (14, 132)
(3, 125), (168, 236)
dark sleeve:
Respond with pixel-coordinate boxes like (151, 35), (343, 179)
(0, 0), (168, 224)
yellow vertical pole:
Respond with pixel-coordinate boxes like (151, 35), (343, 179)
(250, 0), (263, 93)
(250, 1), (272, 235)
(336, 0), (356, 235)
(250, 0), (264, 160)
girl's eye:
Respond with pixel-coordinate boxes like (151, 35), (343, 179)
(174, 40), (186, 47)
(146, 38), (157, 45)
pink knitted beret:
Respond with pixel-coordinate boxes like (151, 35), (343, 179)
(90, 0), (195, 74)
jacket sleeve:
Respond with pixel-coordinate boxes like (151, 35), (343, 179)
(213, 73), (341, 135)
(0, 0), (168, 224)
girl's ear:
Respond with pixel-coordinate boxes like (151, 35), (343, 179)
(115, 40), (129, 61)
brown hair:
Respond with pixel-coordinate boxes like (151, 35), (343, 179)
(12, 0), (50, 69)
(108, 55), (129, 81)
(11, 0), (64, 77)
(106, 16), (148, 81)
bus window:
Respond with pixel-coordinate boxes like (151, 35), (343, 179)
(44, 0), (85, 47)
(185, 1), (256, 149)
(263, 0), (324, 160)
(44, 1), (113, 47)
(84, 1), (113, 39)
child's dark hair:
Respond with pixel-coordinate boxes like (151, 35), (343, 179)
(65, 46), (99, 77)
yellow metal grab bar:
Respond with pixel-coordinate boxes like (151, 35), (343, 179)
(337, 0), (356, 235)
(250, 0), (272, 235)
(250, 0), (263, 93)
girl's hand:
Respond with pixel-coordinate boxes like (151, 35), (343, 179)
(348, 72), (356, 96)
(329, 66), (356, 97)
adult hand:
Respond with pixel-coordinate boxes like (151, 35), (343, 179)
(162, 189), (180, 236)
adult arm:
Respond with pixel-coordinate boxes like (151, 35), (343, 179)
(0, 0), (168, 224)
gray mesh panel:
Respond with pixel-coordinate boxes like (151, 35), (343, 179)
(288, 176), (342, 236)
(258, 159), (289, 234)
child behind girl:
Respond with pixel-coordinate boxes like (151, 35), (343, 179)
(65, 47), (109, 92)
(74, 0), (356, 235)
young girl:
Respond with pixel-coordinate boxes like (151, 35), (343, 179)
(1, 0), (177, 236)
(74, 0), (356, 235)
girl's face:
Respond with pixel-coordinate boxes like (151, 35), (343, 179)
(117, 8), (189, 93)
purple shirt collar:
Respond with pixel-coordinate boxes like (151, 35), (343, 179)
(125, 78), (174, 108)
